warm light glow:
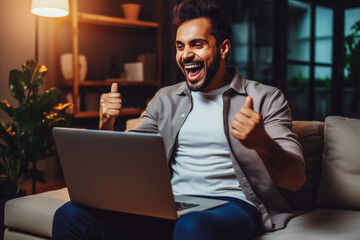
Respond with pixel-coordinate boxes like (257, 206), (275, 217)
(31, 0), (69, 17)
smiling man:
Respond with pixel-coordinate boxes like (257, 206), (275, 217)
(175, 17), (229, 92)
(53, 0), (306, 239)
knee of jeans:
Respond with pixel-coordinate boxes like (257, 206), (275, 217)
(173, 212), (214, 239)
(53, 201), (91, 231)
(52, 202), (77, 239)
(53, 202), (105, 240)
(54, 202), (79, 224)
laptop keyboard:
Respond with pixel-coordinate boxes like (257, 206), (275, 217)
(176, 201), (200, 211)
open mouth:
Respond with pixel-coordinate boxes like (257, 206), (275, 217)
(184, 63), (204, 81)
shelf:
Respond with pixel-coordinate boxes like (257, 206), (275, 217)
(60, 80), (159, 87)
(78, 12), (159, 29)
(73, 107), (144, 119)
(64, 0), (162, 122)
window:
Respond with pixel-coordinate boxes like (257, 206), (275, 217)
(344, 7), (360, 117)
(220, 0), (360, 120)
(286, 0), (333, 120)
(226, 0), (274, 86)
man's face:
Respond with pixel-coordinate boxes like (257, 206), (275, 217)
(176, 18), (220, 92)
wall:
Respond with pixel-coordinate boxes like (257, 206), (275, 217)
(0, 0), (35, 121)
(0, 0), (59, 113)
(0, 0), (62, 183)
(0, 0), (177, 186)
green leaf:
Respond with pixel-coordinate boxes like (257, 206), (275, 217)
(0, 118), (6, 128)
(21, 59), (47, 95)
(9, 70), (26, 104)
(0, 121), (15, 148)
(32, 78), (43, 89)
(36, 88), (60, 112)
(53, 102), (72, 112)
(0, 101), (15, 118)
(23, 59), (47, 93)
(36, 90), (59, 116)
(1, 59), (72, 193)
(0, 142), (6, 160)
(16, 88), (60, 128)
(35, 64), (48, 79)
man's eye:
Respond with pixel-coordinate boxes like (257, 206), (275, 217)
(194, 43), (203, 48)
(177, 45), (184, 51)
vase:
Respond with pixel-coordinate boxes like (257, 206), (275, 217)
(60, 53), (88, 82)
(121, 3), (141, 20)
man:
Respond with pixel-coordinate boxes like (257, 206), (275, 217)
(53, 0), (305, 239)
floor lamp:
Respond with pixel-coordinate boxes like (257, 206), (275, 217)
(30, 0), (69, 194)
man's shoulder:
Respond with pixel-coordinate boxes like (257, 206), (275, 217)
(243, 79), (279, 97)
(159, 81), (187, 91)
(230, 67), (279, 97)
(156, 81), (187, 96)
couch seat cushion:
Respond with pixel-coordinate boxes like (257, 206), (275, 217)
(256, 208), (360, 240)
(4, 188), (69, 238)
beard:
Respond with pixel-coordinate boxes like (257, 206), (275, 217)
(180, 50), (221, 92)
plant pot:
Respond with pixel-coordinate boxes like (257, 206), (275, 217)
(0, 189), (26, 240)
(121, 3), (141, 20)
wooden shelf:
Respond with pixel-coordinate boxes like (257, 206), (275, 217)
(60, 80), (159, 87)
(78, 12), (159, 29)
(64, 0), (162, 121)
(73, 107), (144, 119)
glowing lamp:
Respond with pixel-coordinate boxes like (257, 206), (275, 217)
(31, 0), (69, 17)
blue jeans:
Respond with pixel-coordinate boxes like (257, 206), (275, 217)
(52, 196), (261, 240)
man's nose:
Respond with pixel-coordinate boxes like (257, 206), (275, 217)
(182, 46), (195, 60)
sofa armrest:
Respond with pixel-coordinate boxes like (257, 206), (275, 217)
(4, 188), (69, 239)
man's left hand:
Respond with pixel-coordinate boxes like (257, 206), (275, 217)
(231, 96), (269, 149)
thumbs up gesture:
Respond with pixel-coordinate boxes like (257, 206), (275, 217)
(231, 96), (267, 149)
(99, 83), (122, 130)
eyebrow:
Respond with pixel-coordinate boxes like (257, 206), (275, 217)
(176, 38), (209, 45)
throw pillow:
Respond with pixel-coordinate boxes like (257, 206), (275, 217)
(316, 116), (360, 210)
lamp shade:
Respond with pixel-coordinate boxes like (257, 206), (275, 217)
(31, 0), (69, 17)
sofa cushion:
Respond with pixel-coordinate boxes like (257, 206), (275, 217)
(316, 116), (360, 210)
(256, 208), (360, 240)
(4, 228), (49, 240)
(4, 188), (69, 239)
(279, 121), (324, 211)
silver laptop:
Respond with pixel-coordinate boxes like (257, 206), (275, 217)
(53, 127), (228, 220)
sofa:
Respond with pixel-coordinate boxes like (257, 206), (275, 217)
(3, 116), (360, 239)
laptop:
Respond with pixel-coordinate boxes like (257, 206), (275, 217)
(53, 127), (228, 220)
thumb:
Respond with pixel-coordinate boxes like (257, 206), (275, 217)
(110, 82), (118, 93)
(244, 96), (253, 110)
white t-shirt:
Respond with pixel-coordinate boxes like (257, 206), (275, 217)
(171, 84), (250, 203)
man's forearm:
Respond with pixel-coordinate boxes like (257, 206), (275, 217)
(255, 135), (306, 191)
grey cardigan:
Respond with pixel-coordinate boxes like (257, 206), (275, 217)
(131, 68), (303, 231)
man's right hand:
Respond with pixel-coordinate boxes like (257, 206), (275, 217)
(99, 83), (122, 130)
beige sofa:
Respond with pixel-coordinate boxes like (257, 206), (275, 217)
(3, 116), (360, 239)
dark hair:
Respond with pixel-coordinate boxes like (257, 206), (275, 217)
(173, 0), (232, 47)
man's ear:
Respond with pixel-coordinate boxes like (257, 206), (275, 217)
(219, 39), (230, 59)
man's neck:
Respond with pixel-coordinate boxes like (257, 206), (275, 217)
(201, 63), (232, 92)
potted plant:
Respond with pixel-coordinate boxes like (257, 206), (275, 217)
(0, 59), (71, 198)
(344, 20), (360, 117)
(121, 0), (141, 20)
